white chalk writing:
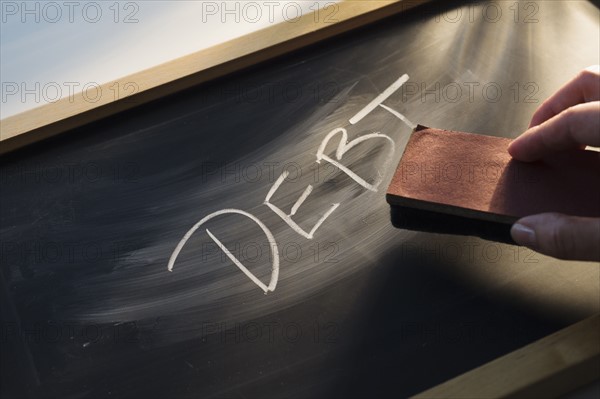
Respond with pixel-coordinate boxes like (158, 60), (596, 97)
(168, 73), (413, 293)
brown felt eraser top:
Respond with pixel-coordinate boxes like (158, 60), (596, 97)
(387, 126), (600, 223)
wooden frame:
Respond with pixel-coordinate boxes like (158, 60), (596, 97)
(0, 0), (431, 155)
(415, 314), (600, 398)
(1, 0), (598, 397)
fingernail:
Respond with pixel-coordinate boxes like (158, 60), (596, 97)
(511, 223), (537, 247)
(507, 136), (524, 157)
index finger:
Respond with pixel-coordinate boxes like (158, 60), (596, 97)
(508, 101), (600, 162)
(529, 65), (600, 128)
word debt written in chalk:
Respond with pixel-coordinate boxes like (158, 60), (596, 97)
(168, 73), (415, 293)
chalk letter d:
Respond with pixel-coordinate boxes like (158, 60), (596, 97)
(167, 209), (279, 293)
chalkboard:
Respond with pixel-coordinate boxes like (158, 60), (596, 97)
(2, 1), (599, 398)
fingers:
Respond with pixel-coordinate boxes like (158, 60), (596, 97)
(508, 68), (600, 263)
(511, 213), (600, 262)
(507, 101), (600, 161)
(529, 65), (600, 128)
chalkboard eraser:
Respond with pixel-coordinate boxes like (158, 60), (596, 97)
(386, 125), (600, 244)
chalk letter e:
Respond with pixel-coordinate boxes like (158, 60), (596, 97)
(264, 171), (339, 240)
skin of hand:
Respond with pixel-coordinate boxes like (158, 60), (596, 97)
(508, 66), (600, 262)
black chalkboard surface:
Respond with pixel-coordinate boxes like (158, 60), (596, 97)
(2, 1), (599, 398)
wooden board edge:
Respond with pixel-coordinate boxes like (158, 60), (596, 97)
(0, 0), (433, 155)
(412, 313), (600, 399)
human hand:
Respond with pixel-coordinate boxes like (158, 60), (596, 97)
(508, 66), (600, 261)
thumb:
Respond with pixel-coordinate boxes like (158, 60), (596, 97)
(511, 213), (600, 261)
